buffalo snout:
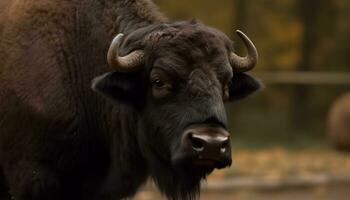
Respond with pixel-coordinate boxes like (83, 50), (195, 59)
(181, 126), (232, 169)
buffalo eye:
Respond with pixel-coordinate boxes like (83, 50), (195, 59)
(152, 79), (165, 88)
(150, 70), (172, 99)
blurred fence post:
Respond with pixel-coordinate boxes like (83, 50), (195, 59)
(254, 72), (350, 85)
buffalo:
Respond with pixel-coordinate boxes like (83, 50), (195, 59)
(0, 0), (261, 199)
(328, 92), (350, 151)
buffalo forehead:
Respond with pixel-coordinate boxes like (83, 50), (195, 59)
(147, 23), (233, 82)
(152, 52), (232, 84)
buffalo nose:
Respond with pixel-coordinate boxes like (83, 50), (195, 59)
(182, 127), (231, 167)
(189, 133), (229, 154)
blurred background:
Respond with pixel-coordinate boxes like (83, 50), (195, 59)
(136, 0), (350, 199)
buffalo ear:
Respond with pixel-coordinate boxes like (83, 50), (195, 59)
(91, 72), (145, 105)
(228, 73), (263, 101)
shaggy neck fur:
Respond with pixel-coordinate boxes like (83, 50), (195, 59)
(1, 0), (203, 199)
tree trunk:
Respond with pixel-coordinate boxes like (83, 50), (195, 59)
(292, 0), (332, 130)
(233, 0), (247, 52)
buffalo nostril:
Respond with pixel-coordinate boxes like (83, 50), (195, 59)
(220, 140), (229, 153)
(189, 134), (205, 152)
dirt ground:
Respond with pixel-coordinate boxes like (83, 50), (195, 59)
(135, 184), (350, 200)
(134, 148), (350, 200)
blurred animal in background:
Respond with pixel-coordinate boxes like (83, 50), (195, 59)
(0, 0), (260, 199)
(328, 92), (350, 151)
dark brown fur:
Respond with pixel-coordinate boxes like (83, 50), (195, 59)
(327, 93), (350, 151)
(0, 1), (261, 200)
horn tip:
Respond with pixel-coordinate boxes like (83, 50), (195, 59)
(113, 33), (124, 42)
(235, 30), (246, 38)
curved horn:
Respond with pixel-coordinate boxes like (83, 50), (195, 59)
(230, 30), (258, 72)
(107, 33), (145, 72)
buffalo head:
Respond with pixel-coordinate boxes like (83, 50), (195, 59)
(92, 21), (261, 199)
